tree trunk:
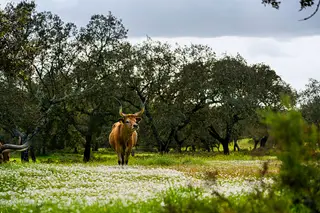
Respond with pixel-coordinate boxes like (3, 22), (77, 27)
(74, 146), (78, 154)
(94, 141), (99, 151)
(21, 149), (29, 162)
(233, 138), (240, 151)
(30, 146), (36, 162)
(141, 101), (164, 153)
(41, 146), (46, 155)
(41, 138), (47, 155)
(317, 122), (320, 146)
(136, 93), (176, 154)
(208, 125), (231, 155)
(253, 138), (260, 150)
(159, 130), (174, 154)
(83, 134), (92, 162)
(260, 135), (268, 147)
(20, 137), (29, 162)
(159, 144), (165, 154)
(222, 141), (230, 155)
(177, 143), (182, 153)
(160, 142), (172, 153)
(201, 139), (211, 152)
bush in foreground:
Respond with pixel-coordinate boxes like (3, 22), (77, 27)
(160, 102), (320, 213)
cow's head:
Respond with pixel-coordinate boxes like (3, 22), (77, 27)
(118, 104), (145, 132)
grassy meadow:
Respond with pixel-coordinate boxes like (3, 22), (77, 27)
(0, 139), (283, 213)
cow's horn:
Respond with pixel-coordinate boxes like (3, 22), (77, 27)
(113, 97), (126, 117)
(119, 105), (127, 117)
(134, 103), (145, 117)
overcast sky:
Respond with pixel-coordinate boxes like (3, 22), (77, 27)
(1, 0), (320, 91)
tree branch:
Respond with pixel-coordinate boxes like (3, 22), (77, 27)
(208, 125), (224, 143)
(118, 97), (140, 111)
(33, 64), (51, 97)
(299, 0), (320, 21)
(132, 88), (164, 150)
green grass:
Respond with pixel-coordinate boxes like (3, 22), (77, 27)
(0, 186), (221, 213)
(8, 148), (280, 179)
(0, 163), (204, 212)
(3, 161), (271, 213)
(1, 146), (282, 213)
(0, 183), (175, 213)
(0, 198), (162, 213)
(9, 144), (277, 165)
(7, 136), (271, 164)
(0, 164), (272, 213)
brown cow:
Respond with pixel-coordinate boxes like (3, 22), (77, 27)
(0, 137), (29, 164)
(109, 102), (144, 166)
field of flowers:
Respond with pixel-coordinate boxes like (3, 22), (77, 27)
(0, 154), (278, 213)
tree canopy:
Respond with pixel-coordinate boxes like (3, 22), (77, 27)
(0, 1), (302, 160)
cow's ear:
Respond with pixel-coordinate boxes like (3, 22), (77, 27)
(118, 118), (124, 123)
(136, 117), (142, 123)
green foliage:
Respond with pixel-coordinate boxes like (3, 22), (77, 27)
(299, 79), (320, 133)
(5, 109), (320, 213)
(262, 99), (320, 212)
(1, 1), (320, 212)
(207, 55), (293, 154)
(0, 0), (299, 160)
(149, 100), (320, 213)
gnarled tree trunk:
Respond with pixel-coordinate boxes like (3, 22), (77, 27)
(233, 137), (240, 151)
(83, 133), (92, 162)
(222, 141), (230, 155)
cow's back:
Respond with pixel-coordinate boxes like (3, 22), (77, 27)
(109, 122), (121, 150)
(109, 122), (138, 151)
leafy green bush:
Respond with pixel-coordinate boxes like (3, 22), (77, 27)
(158, 100), (320, 213)
(262, 101), (320, 212)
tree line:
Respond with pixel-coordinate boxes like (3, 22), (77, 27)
(0, 1), (319, 161)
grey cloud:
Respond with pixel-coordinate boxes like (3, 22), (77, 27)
(6, 0), (320, 38)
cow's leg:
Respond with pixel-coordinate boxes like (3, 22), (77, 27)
(124, 147), (132, 165)
(121, 152), (125, 165)
(117, 152), (122, 165)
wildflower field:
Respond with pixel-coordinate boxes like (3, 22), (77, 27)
(0, 152), (279, 213)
